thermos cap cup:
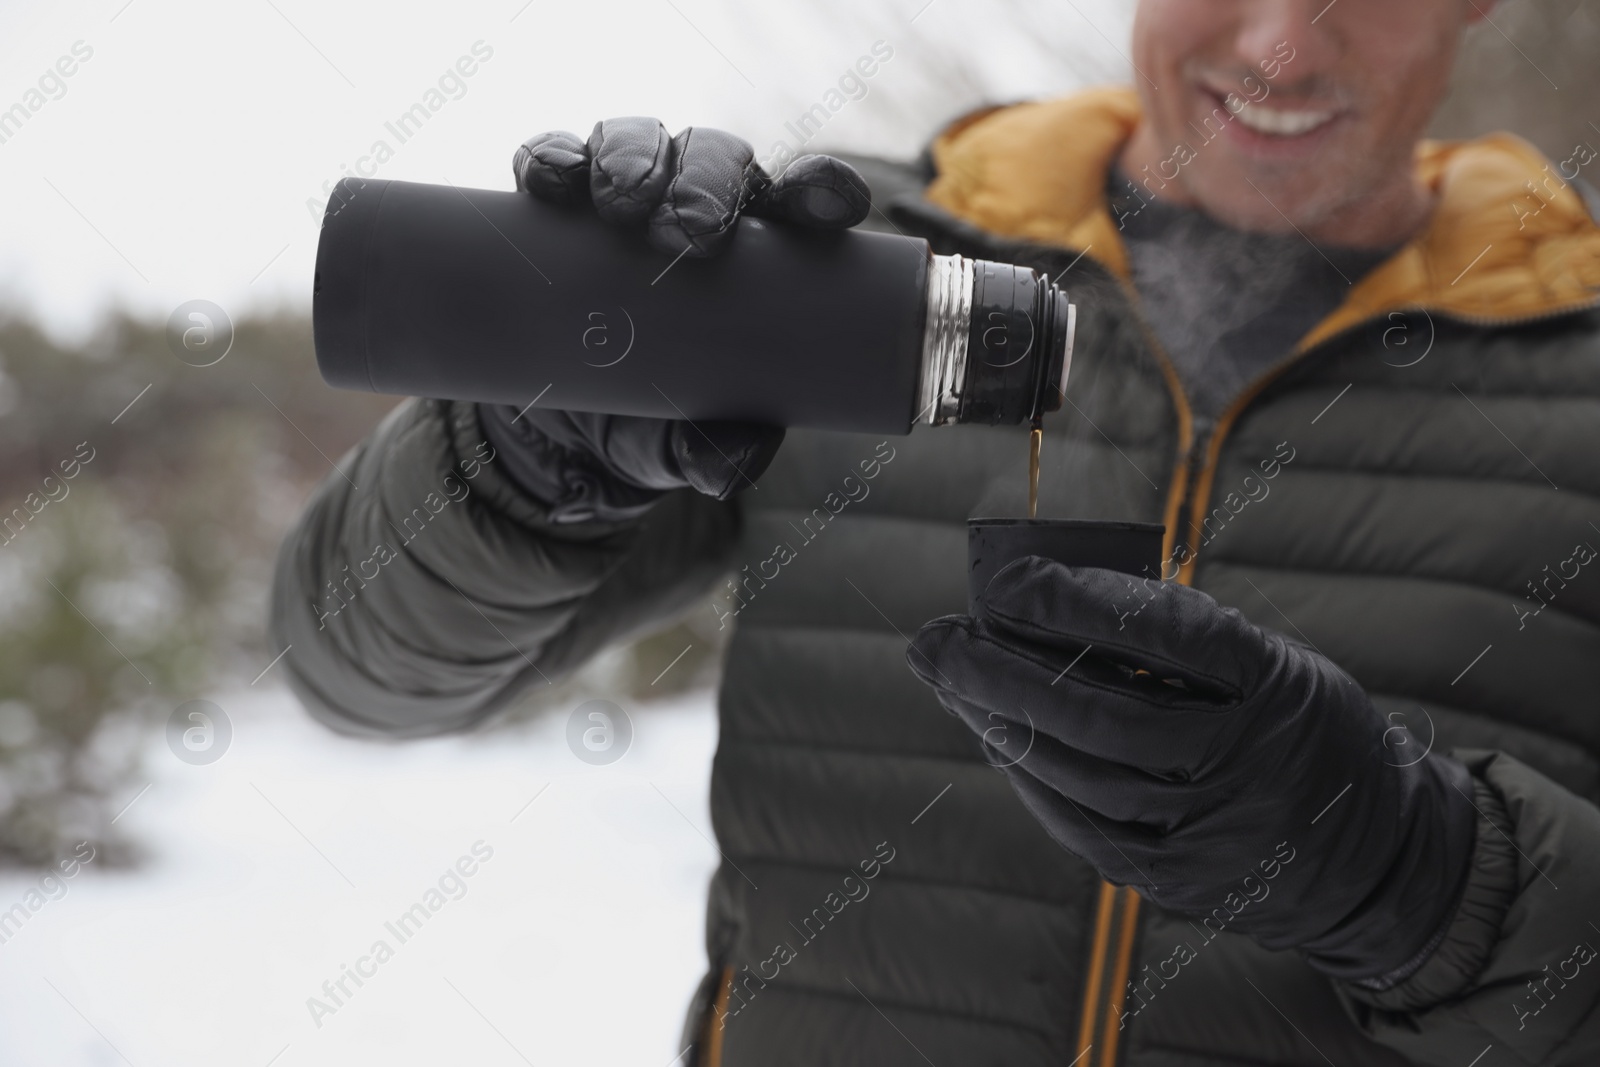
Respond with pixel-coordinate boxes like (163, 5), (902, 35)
(967, 518), (1166, 610)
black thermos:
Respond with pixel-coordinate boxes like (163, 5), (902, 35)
(313, 177), (1076, 434)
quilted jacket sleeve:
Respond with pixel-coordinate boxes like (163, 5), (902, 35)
(1338, 749), (1600, 1066)
(267, 397), (740, 738)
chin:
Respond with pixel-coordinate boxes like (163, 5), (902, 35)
(1179, 170), (1303, 235)
(1195, 158), (1361, 235)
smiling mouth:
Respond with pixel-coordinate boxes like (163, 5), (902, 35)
(1233, 103), (1339, 137)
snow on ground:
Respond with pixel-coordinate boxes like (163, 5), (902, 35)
(0, 683), (721, 1066)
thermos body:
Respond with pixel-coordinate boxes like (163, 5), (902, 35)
(313, 177), (1074, 434)
(314, 177), (933, 434)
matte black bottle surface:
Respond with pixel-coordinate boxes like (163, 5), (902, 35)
(314, 177), (1075, 434)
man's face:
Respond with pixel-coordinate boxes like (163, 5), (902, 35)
(1128, 0), (1477, 236)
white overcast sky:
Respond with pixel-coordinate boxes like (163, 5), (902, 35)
(0, 0), (1130, 341)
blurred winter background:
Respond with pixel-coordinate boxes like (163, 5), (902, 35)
(0, 0), (1593, 1063)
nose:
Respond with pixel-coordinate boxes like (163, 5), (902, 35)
(1232, 0), (1338, 87)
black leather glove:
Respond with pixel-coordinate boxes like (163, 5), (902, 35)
(478, 404), (780, 523)
(512, 115), (873, 256)
(480, 117), (873, 523)
(906, 558), (1479, 982)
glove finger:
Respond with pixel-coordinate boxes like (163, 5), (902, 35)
(517, 409), (683, 490)
(583, 413), (689, 492)
(908, 615), (1246, 776)
(588, 117), (674, 225)
(513, 131), (591, 205)
(752, 154), (872, 229)
(979, 557), (1266, 696)
(648, 127), (759, 258)
(671, 420), (785, 500)
(1002, 764), (1162, 889)
(935, 687), (1202, 830)
(482, 406), (676, 523)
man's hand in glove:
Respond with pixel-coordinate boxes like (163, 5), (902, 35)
(907, 558), (1479, 983)
(479, 116), (873, 523)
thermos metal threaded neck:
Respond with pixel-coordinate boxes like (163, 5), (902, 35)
(917, 253), (976, 425)
(917, 253), (1077, 427)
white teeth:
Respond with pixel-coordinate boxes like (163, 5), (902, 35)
(1234, 104), (1335, 137)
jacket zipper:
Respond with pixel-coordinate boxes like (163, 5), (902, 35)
(1070, 290), (1188, 1067)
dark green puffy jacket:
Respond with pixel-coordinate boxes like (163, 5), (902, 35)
(270, 91), (1600, 1066)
